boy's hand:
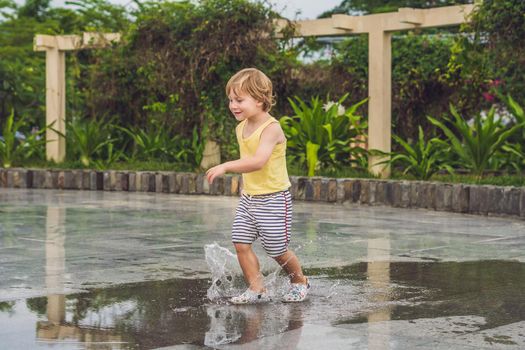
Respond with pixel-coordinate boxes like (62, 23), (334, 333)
(206, 164), (226, 184)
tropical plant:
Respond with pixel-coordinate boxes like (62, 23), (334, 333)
(502, 94), (525, 138)
(280, 94), (368, 176)
(117, 124), (205, 168)
(177, 126), (206, 169)
(499, 143), (525, 173)
(92, 143), (125, 170)
(118, 126), (171, 162)
(429, 105), (525, 179)
(496, 95), (525, 172)
(372, 126), (454, 180)
(60, 118), (115, 167)
(0, 110), (47, 168)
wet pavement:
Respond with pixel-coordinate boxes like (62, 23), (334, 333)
(0, 188), (524, 349)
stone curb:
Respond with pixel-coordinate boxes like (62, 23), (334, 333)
(1, 168), (523, 219)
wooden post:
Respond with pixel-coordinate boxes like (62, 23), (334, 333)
(368, 30), (392, 177)
(45, 47), (66, 162)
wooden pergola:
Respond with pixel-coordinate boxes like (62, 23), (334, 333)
(275, 4), (475, 177)
(34, 5), (474, 177)
(34, 32), (120, 163)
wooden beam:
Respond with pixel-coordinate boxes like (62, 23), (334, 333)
(33, 35), (56, 52)
(55, 35), (83, 51)
(274, 17), (356, 37)
(383, 5), (475, 32)
(82, 32), (121, 48)
(34, 32), (121, 51)
(331, 14), (355, 31)
(275, 4), (475, 37)
(397, 8), (424, 25)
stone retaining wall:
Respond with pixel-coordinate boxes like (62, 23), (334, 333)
(1, 168), (524, 219)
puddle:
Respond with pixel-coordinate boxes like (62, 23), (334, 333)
(0, 259), (523, 349)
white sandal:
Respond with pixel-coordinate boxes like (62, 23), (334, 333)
(230, 288), (271, 304)
(282, 278), (310, 303)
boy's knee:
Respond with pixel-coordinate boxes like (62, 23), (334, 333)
(272, 250), (290, 264)
(273, 255), (285, 265)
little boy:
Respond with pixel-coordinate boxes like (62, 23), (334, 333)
(206, 68), (310, 304)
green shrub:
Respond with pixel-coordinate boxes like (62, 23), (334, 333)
(496, 95), (525, 172)
(118, 124), (204, 169)
(86, 0), (296, 155)
(61, 118), (116, 167)
(429, 105), (525, 179)
(327, 32), (460, 141)
(280, 94), (368, 176)
(372, 126), (453, 181)
(452, 0), (525, 107)
(0, 110), (46, 168)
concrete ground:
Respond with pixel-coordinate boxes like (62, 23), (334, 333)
(0, 188), (524, 349)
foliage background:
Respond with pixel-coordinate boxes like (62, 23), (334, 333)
(0, 0), (524, 175)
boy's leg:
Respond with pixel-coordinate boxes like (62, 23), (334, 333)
(273, 250), (307, 284)
(275, 250), (310, 302)
(234, 243), (265, 292)
(252, 191), (306, 284)
(232, 194), (264, 295)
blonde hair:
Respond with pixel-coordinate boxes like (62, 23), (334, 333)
(226, 68), (275, 112)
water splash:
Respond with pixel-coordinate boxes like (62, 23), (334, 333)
(204, 243), (290, 302)
(205, 243), (242, 301)
(325, 280), (341, 299)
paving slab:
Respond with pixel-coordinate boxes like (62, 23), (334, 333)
(0, 189), (524, 349)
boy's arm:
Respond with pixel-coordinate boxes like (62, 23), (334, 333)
(206, 123), (282, 184)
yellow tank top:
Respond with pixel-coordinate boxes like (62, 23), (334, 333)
(236, 117), (291, 195)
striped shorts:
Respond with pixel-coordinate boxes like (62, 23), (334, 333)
(232, 190), (292, 258)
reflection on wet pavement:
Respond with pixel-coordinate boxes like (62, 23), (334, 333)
(0, 189), (524, 349)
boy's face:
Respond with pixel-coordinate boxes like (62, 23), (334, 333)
(228, 90), (264, 122)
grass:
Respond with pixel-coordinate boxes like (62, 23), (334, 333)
(22, 160), (196, 172)
(288, 162), (524, 187)
(286, 161), (376, 179)
(389, 171), (525, 187)
(11, 160), (525, 187)
(428, 174), (525, 187)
